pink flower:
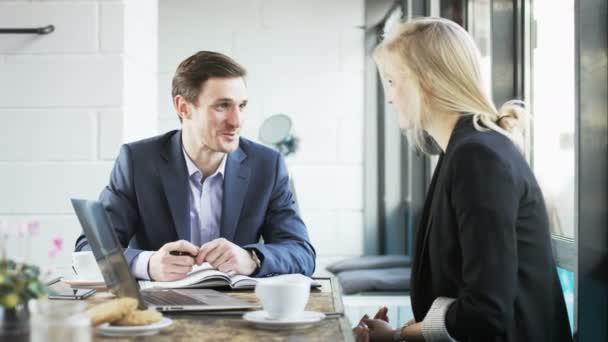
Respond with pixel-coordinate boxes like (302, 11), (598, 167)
(27, 221), (40, 236)
(17, 223), (26, 238)
(52, 237), (63, 251)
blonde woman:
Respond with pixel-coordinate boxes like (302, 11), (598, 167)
(354, 17), (572, 342)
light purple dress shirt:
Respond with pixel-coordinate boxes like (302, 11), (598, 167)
(130, 150), (226, 280)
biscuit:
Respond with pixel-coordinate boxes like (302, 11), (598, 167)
(85, 297), (139, 326)
(112, 309), (163, 326)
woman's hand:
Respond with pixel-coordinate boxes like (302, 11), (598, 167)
(352, 307), (392, 342)
(374, 306), (390, 322)
(353, 314), (371, 342)
(362, 318), (396, 342)
(402, 321), (425, 342)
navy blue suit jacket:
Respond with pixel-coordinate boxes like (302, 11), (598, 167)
(75, 130), (316, 277)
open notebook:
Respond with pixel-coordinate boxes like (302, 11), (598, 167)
(138, 263), (320, 290)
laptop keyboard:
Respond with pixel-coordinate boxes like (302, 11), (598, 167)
(141, 290), (206, 306)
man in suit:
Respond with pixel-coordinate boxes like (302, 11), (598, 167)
(75, 51), (316, 281)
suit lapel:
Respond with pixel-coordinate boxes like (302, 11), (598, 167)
(413, 115), (472, 270)
(220, 146), (250, 241)
(159, 131), (190, 241)
(413, 154), (444, 277)
(411, 153), (445, 319)
(411, 116), (474, 318)
(420, 156), (446, 259)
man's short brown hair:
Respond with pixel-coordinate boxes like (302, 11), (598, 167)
(172, 51), (247, 119)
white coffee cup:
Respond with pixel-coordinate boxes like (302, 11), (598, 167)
(254, 274), (311, 320)
(71, 251), (103, 281)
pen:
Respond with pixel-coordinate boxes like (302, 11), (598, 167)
(170, 251), (193, 256)
(44, 276), (62, 286)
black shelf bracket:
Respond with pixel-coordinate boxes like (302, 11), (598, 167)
(0, 25), (55, 35)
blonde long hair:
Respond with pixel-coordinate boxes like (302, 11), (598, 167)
(374, 17), (528, 153)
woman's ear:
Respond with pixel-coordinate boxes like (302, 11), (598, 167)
(417, 85), (432, 123)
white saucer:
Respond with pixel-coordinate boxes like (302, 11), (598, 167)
(243, 311), (325, 330)
(97, 317), (173, 336)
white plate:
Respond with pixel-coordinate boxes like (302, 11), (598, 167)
(62, 278), (106, 289)
(62, 278), (105, 285)
(62, 273), (105, 285)
(243, 311), (325, 330)
(97, 317), (173, 337)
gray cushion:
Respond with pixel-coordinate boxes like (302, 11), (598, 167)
(325, 255), (412, 274)
(336, 267), (411, 294)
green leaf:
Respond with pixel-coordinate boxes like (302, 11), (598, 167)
(22, 265), (40, 280)
(0, 293), (20, 308)
(28, 281), (46, 298)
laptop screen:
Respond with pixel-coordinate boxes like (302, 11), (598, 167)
(71, 199), (145, 309)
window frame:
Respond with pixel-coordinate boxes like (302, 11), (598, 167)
(574, 0), (608, 339)
(363, 0), (429, 257)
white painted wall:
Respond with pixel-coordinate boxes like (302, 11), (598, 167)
(157, 0), (365, 273)
(0, 0), (157, 273)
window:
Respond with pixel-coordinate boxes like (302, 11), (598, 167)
(467, 0), (492, 96)
(530, 0), (576, 239)
(530, 0), (577, 333)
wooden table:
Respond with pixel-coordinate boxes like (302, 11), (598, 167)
(86, 278), (354, 341)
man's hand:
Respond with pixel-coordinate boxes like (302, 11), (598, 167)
(148, 240), (198, 281)
(195, 238), (257, 275)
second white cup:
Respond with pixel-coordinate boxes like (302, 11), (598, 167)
(254, 274), (311, 320)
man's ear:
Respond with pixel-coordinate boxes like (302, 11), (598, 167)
(174, 95), (191, 121)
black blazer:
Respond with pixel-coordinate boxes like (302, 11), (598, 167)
(411, 116), (572, 341)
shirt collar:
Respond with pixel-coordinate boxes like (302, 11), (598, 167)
(182, 148), (226, 179)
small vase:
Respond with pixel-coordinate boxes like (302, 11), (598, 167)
(0, 304), (30, 342)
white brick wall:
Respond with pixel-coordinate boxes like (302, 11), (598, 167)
(0, 55), (123, 107)
(0, 2), (97, 54)
(0, 109), (96, 161)
(0, 163), (113, 214)
(260, 0), (364, 29)
(123, 0), (158, 141)
(100, 2), (125, 53)
(158, 0), (365, 271)
(0, 0), (157, 273)
(99, 109), (123, 160)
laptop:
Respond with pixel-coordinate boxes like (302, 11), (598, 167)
(70, 198), (259, 312)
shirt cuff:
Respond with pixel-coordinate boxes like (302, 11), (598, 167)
(131, 251), (155, 280)
(421, 297), (458, 342)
